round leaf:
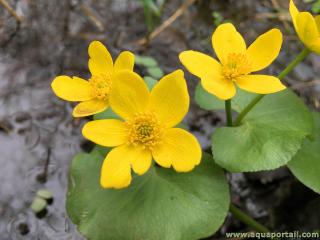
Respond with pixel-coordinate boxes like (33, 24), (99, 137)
(143, 76), (157, 90)
(37, 189), (53, 200)
(31, 197), (47, 214)
(93, 108), (120, 120)
(147, 67), (164, 79)
(67, 150), (230, 240)
(135, 55), (158, 67)
(288, 112), (320, 193)
(212, 89), (313, 172)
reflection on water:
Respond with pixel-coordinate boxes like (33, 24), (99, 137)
(0, 57), (84, 239)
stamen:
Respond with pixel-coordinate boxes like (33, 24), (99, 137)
(89, 73), (112, 101)
(125, 112), (163, 150)
(222, 53), (252, 81)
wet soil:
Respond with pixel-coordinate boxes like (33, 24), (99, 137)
(0, 0), (319, 239)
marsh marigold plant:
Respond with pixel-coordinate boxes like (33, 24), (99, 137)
(179, 23), (286, 100)
(82, 70), (202, 189)
(290, 0), (320, 54)
(51, 41), (134, 117)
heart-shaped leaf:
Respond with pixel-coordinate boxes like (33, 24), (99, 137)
(67, 150), (230, 240)
(288, 112), (320, 194)
(211, 89), (313, 172)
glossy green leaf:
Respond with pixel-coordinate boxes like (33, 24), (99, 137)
(67, 150), (230, 240)
(31, 197), (47, 213)
(93, 108), (120, 120)
(144, 76), (157, 90)
(288, 112), (320, 193)
(212, 89), (313, 172)
(37, 189), (53, 200)
(147, 67), (164, 79)
(135, 55), (158, 67)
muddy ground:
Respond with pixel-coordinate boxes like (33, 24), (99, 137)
(0, 0), (319, 239)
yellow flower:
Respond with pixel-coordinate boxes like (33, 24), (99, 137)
(179, 23), (286, 100)
(290, 0), (320, 54)
(51, 41), (134, 117)
(82, 70), (202, 189)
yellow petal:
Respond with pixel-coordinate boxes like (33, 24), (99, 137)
(72, 99), (108, 117)
(114, 51), (135, 73)
(88, 41), (113, 75)
(149, 70), (189, 128)
(201, 75), (236, 100)
(310, 38), (320, 54)
(51, 76), (93, 102)
(152, 128), (201, 172)
(179, 51), (233, 99)
(236, 75), (286, 94)
(315, 15), (320, 32)
(82, 119), (128, 147)
(129, 145), (152, 175)
(110, 70), (150, 120)
(289, 0), (299, 31)
(212, 23), (246, 63)
(296, 12), (319, 47)
(100, 145), (132, 189)
(246, 29), (283, 72)
(179, 50), (221, 78)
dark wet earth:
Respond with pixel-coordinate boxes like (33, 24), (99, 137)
(0, 0), (320, 239)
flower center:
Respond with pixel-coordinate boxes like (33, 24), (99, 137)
(222, 53), (251, 81)
(89, 73), (112, 101)
(125, 112), (163, 150)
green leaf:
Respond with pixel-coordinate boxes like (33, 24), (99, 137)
(147, 67), (164, 79)
(37, 189), (53, 200)
(93, 108), (120, 120)
(288, 112), (320, 194)
(212, 89), (313, 172)
(93, 144), (111, 156)
(31, 197), (47, 213)
(135, 55), (158, 67)
(312, 0), (320, 13)
(67, 150), (230, 240)
(143, 76), (157, 90)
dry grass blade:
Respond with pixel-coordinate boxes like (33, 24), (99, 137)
(0, 0), (23, 22)
(137, 0), (197, 45)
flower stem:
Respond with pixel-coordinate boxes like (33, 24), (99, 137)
(225, 99), (233, 126)
(233, 48), (310, 126)
(229, 204), (269, 233)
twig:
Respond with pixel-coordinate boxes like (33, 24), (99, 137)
(80, 3), (105, 32)
(0, 121), (11, 133)
(136, 0), (197, 46)
(0, 0), (23, 23)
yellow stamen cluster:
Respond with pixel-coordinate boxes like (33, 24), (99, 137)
(222, 53), (252, 81)
(90, 73), (112, 100)
(125, 112), (164, 150)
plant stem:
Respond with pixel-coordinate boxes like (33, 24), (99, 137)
(225, 99), (233, 126)
(229, 204), (269, 233)
(233, 48), (310, 126)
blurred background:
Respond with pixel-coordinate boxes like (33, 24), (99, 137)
(0, 0), (319, 239)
